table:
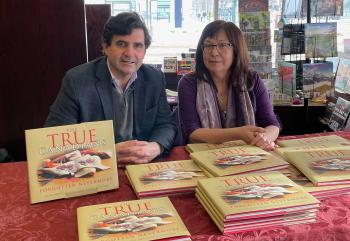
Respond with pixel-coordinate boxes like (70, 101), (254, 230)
(2, 132), (350, 241)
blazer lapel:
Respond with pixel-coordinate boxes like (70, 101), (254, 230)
(95, 58), (115, 122)
(133, 69), (146, 136)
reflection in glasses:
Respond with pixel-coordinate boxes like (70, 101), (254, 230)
(202, 42), (233, 52)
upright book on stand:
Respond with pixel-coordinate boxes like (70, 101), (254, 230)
(25, 120), (118, 204)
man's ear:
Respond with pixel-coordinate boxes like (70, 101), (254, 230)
(102, 43), (108, 55)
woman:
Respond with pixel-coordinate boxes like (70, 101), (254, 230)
(177, 20), (280, 150)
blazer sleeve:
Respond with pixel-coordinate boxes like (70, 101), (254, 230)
(44, 73), (80, 127)
(147, 72), (177, 152)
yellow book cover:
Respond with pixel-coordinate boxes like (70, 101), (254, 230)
(284, 149), (350, 186)
(125, 160), (207, 198)
(190, 146), (288, 177)
(281, 165), (350, 194)
(77, 197), (190, 241)
(186, 140), (247, 153)
(197, 172), (319, 220)
(277, 135), (350, 147)
(25, 120), (118, 204)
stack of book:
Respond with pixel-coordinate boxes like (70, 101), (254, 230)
(281, 165), (350, 199)
(195, 172), (319, 234)
(77, 197), (191, 241)
(190, 145), (289, 177)
(126, 160), (207, 198)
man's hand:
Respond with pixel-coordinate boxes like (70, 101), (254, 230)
(115, 140), (162, 167)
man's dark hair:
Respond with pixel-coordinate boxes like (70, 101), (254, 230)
(102, 12), (151, 49)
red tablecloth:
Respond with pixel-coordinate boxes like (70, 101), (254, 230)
(1, 132), (350, 241)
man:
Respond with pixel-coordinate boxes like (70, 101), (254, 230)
(45, 12), (177, 165)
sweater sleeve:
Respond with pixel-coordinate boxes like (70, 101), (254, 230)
(253, 74), (281, 129)
(177, 75), (202, 142)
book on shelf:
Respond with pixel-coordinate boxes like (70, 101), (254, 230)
(277, 135), (350, 148)
(304, 23), (337, 58)
(278, 61), (296, 97)
(302, 61), (333, 101)
(282, 0), (303, 18)
(239, 0), (268, 12)
(281, 24), (305, 55)
(195, 172), (319, 233)
(309, 0), (344, 17)
(125, 160), (207, 198)
(190, 146), (289, 177)
(284, 149), (350, 186)
(163, 57), (177, 73)
(239, 11), (270, 31)
(77, 197), (190, 241)
(25, 120), (119, 204)
(328, 97), (350, 131)
(186, 140), (247, 153)
(334, 58), (350, 92)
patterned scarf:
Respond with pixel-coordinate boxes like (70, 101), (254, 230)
(196, 79), (255, 128)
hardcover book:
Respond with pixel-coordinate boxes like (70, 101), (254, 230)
(334, 58), (350, 92)
(25, 120), (118, 204)
(304, 23), (337, 58)
(278, 61), (296, 97)
(282, 165), (350, 199)
(277, 135), (350, 148)
(196, 172), (319, 221)
(239, 11), (270, 31)
(190, 146), (289, 177)
(239, 0), (268, 12)
(302, 62), (333, 100)
(309, 0), (343, 16)
(186, 140), (247, 153)
(281, 24), (305, 55)
(125, 160), (207, 198)
(284, 149), (350, 186)
(328, 97), (350, 131)
(77, 197), (190, 241)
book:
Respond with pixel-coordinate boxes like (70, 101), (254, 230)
(334, 58), (350, 92)
(190, 146), (289, 177)
(278, 61), (296, 97)
(196, 172), (319, 221)
(328, 97), (350, 131)
(277, 135), (350, 147)
(25, 120), (118, 204)
(125, 160), (207, 198)
(284, 149), (350, 186)
(309, 0), (343, 16)
(282, 165), (350, 199)
(302, 62), (333, 101)
(186, 140), (247, 153)
(281, 24), (305, 55)
(77, 197), (190, 241)
(304, 23), (337, 58)
(282, 0), (303, 18)
(163, 57), (177, 73)
(239, 0), (269, 12)
(275, 144), (350, 157)
(239, 11), (270, 31)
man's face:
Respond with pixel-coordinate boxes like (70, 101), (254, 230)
(103, 28), (146, 82)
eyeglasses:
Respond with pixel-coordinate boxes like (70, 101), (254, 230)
(202, 42), (233, 53)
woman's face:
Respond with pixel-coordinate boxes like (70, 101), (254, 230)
(202, 29), (233, 78)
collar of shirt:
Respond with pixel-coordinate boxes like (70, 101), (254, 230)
(106, 60), (137, 93)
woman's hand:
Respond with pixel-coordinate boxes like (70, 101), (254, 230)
(236, 125), (266, 144)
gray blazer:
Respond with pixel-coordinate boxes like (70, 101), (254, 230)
(45, 57), (177, 151)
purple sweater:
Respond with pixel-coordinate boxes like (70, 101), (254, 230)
(177, 74), (280, 142)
